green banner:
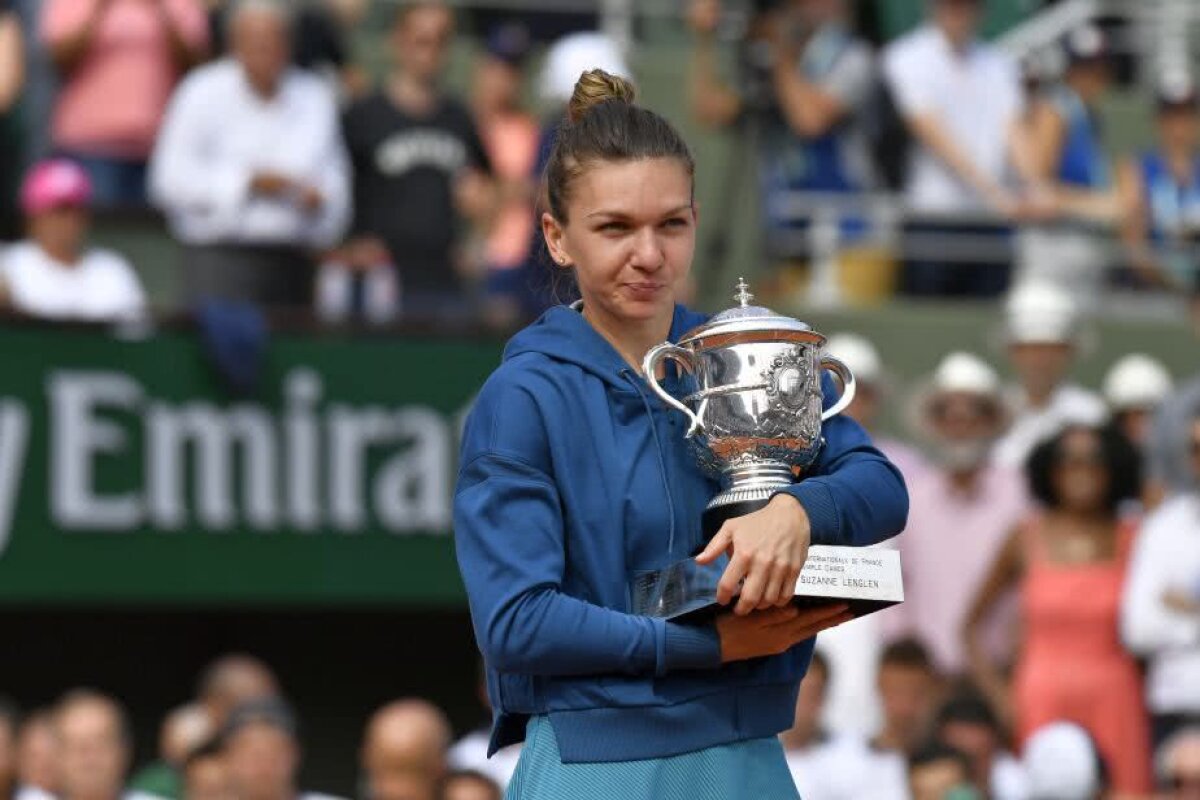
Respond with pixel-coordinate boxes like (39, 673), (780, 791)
(0, 324), (503, 606)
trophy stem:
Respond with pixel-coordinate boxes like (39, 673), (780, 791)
(696, 462), (795, 544)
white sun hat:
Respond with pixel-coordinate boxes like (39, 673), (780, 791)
(931, 351), (1001, 396)
(1023, 722), (1102, 800)
(1004, 281), (1082, 345)
(1102, 354), (1173, 412)
(824, 333), (883, 386)
(539, 32), (633, 106)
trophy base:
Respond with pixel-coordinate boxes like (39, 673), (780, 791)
(630, 546), (904, 623)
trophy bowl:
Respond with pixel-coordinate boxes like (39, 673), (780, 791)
(643, 280), (856, 517)
(630, 280), (903, 622)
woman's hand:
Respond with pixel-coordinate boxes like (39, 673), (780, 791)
(716, 604), (851, 663)
(695, 494), (811, 615)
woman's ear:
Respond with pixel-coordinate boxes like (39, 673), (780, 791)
(541, 212), (572, 267)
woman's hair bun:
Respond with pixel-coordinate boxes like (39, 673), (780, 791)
(567, 69), (636, 124)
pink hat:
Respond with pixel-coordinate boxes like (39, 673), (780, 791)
(20, 159), (93, 215)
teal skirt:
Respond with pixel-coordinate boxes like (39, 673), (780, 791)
(505, 715), (801, 800)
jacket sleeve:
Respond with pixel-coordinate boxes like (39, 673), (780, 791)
(1121, 508), (1200, 653)
(773, 374), (909, 547)
(454, 376), (722, 678)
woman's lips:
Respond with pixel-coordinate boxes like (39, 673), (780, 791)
(624, 282), (666, 299)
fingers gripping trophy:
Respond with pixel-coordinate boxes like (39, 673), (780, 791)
(631, 280), (904, 621)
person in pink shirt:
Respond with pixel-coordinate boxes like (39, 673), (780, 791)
(42, 0), (209, 208)
(880, 351), (1030, 677)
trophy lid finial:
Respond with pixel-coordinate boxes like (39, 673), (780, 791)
(734, 278), (754, 307)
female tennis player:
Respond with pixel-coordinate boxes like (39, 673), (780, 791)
(454, 69), (908, 799)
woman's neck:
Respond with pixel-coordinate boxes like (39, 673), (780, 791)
(582, 303), (673, 374)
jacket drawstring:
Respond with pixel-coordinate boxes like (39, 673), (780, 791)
(622, 369), (678, 558)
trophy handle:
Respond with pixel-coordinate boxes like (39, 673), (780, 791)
(643, 343), (705, 438)
(819, 355), (857, 421)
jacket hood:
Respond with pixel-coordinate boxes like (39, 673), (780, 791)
(502, 302), (705, 390)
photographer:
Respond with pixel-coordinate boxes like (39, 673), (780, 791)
(687, 0), (876, 259)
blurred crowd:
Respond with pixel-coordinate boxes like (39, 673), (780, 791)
(0, 654), (511, 800)
(790, 278), (1200, 800)
(0, 0), (1198, 324)
(0, 0), (585, 325)
(688, 0), (1200, 304)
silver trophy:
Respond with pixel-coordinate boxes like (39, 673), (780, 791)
(630, 280), (903, 621)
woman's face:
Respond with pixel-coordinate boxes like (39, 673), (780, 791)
(1159, 107), (1199, 153)
(1051, 429), (1110, 513)
(543, 157), (696, 326)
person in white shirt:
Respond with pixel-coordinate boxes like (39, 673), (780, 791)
(993, 282), (1107, 469)
(883, 0), (1042, 297)
(14, 710), (56, 800)
(0, 159), (146, 322)
(149, 0), (350, 309)
(1122, 405), (1200, 752)
(814, 333), (924, 740)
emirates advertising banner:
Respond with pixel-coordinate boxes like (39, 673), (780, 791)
(0, 324), (501, 606)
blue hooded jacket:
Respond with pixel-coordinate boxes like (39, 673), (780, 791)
(453, 303), (908, 764)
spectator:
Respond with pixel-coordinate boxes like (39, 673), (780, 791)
(1016, 24), (1119, 303)
(14, 711), (55, 800)
(906, 741), (975, 800)
(0, 159), (147, 321)
(965, 425), (1152, 794)
(1158, 728), (1200, 799)
(0, 0), (25, 240)
(471, 23), (540, 328)
(0, 698), (17, 800)
(777, 646), (913, 800)
(360, 699), (450, 800)
(53, 690), (154, 800)
(934, 691), (1026, 800)
(1117, 69), (1200, 290)
(436, 771), (499, 800)
(824, 333), (926, 478)
(780, 651), (831, 795)
(687, 0), (877, 263)
(1122, 404), (1200, 751)
(992, 282), (1107, 470)
(521, 30), (632, 310)
(810, 337), (911, 740)
(149, 0), (350, 309)
(1021, 722), (1106, 800)
(180, 741), (227, 800)
(1103, 353), (1173, 449)
(875, 638), (941, 760)
(130, 704), (213, 800)
(341, 1), (493, 321)
(207, 0), (365, 98)
(884, 352), (1028, 676)
(882, 0), (1031, 297)
(446, 667), (519, 792)
(220, 698), (340, 800)
(196, 654), (279, 731)
(40, 0), (209, 209)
